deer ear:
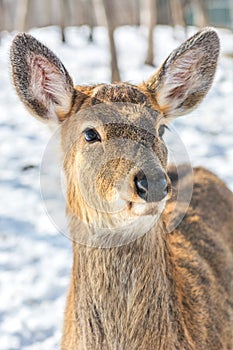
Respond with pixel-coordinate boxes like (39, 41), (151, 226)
(10, 33), (74, 123)
(144, 28), (220, 119)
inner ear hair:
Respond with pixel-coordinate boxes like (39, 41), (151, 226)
(144, 28), (220, 118)
(10, 33), (74, 122)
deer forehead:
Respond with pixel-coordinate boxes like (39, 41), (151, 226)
(67, 83), (162, 139)
(90, 83), (150, 105)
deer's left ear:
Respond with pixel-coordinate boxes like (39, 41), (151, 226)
(143, 28), (220, 119)
(10, 33), (75, 123)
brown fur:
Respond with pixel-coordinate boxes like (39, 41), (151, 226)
(61, 166), (233, 350)
(10, 29), (233, 349)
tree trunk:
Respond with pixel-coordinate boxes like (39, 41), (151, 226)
(102, 0), (121, 82)
(0, 0), (4, 33)
(169, 0), (187, 39)
(60, 0), (70, 43)
(169, 0), (186, 27)
(145, 0), (157, 66)
(85, 0), (97, 42)
(135, 0), (141, 26)
(192, 0), (209, 28)
(15, 0), (29, 32)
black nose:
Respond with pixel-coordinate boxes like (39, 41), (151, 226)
(134, 171), (168, 202)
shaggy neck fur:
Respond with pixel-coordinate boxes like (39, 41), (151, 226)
(67, 218), (179, 350)
(61, 168), (233, 350)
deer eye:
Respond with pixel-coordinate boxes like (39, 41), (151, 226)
(83, 128), (101, 143)
(158, 124), (168, 138)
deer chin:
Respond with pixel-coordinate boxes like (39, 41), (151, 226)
(128, 198), (166, 217)
(69, 202), (162, 248)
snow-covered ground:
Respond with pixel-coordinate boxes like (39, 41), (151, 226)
(0, 25), (232, 349)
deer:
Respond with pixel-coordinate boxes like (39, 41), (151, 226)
(10, 28), (233, 349)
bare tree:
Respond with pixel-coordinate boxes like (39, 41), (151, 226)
(145, 0), (157, 66)
(59, 0), (71, 42)
(169, 0), (186, 27)
(102, 0), (121, 82)
(85, 0), (97, 42)
(134, 0), (141, 26)
(0, 0), (4, 34)
(14, 0), (29, 32)
(0, 0), (4, 43)
(192, 0), (209, 28)
(169, 0), (187, 38)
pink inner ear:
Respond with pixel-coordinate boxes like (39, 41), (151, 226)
(158, 49), (204, 112)
(27, 53), (62, 108)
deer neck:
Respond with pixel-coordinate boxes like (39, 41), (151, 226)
(69, 217), (175, 349)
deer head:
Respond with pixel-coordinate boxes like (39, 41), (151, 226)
(10, 28), (219, 246)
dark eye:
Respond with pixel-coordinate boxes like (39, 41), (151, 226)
(158, 124), (168, 138)
(83, 128), (101, 143)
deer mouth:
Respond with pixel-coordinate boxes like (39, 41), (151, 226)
(127, 199), (166, 217)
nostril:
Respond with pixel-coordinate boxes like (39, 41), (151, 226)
(160, 177), (168, 195)
(134, 171), (168, 202)
(134, 171), (148, 201)
(153, 176), (168, 201)
(136, 178), (148, 197)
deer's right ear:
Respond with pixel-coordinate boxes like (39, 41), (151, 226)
(10, 33), (75, 123)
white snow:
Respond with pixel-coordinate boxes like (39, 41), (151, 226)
(0, 25), (232, 349)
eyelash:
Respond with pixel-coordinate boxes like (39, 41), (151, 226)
(159, 124), (169, 138)
(83, 128), (101, 143)
(82, 125), (168, 143)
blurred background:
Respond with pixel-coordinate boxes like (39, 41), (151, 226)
(1, 0), (233, 80)
(0, 1), (232, 349)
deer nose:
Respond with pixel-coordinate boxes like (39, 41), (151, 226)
(134, 171), (168, 202)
